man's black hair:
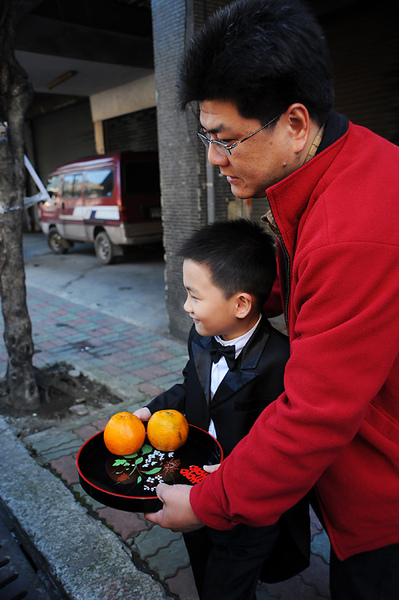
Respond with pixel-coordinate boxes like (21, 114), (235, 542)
(177, 0), (334, 126)
(180, 219), (276, 309)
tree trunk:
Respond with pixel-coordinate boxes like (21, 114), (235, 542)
(0, 0), (40, 409)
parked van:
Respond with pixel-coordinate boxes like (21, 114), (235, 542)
(39, 151), (163, 264)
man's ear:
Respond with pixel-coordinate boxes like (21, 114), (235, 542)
(285, 103), (311, 154)
(234, 293), (253, 319)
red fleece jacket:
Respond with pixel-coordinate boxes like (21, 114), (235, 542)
(190, 121), (399, 560)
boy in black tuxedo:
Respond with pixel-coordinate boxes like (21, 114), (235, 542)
(135, 219), (309, 600)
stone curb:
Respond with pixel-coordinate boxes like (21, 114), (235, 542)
(0, 417), (170, 600)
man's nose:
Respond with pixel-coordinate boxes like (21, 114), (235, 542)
(208, 144), (230, 167)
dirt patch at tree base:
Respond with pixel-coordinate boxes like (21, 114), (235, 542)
(0, 362), (123, 436)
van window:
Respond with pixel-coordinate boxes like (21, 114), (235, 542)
(62, 174), (83, 199)
(84, 169), (114, 199)
(123, 161), (160, 195)
(46, 175), (59, 199)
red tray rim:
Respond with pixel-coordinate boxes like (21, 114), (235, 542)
(76, 423), (223, 502)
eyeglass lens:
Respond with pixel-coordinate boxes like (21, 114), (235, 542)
(197, 132), (230, 156)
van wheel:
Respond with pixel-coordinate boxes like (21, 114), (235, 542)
(94, 231), (115, 265)
(48, 229), (70, 254)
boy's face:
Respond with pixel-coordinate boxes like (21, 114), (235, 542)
(183, 259), (240, 341)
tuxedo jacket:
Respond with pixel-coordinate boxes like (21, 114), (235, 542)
(147, 316), (309, 582)
(147, 315), (289, 455)
(148, 316), (310, 582)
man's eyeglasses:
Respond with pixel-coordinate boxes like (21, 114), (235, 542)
(197, 113), (281, 157)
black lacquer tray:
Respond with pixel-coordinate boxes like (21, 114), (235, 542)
(77, 423), (223, 512)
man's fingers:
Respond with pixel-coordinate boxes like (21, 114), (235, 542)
(203, 463), (220, 473)
(155, 481), (168, 502)
(144, 483), (204, 532)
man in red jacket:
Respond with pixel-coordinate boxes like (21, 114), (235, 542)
(146, 1), (399, 598)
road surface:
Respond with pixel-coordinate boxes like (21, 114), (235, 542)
(23, 232), (170, 334)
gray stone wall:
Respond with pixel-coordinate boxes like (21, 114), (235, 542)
(151, 0), (233, 340)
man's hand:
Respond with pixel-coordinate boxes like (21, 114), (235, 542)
(145, 483), (204, 532)
(203, 463), (220, 473)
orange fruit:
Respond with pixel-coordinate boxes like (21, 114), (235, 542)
(147, 409), (189, 452)
(103, 411), (146, 456)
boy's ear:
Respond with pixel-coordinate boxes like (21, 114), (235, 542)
(234, 293), (253, 319)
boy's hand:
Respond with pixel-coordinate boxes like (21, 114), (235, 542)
(133, 407), (151, 420)
(145, 483), (204, 532)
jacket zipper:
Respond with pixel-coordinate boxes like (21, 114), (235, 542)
(262, 203), (291, 336)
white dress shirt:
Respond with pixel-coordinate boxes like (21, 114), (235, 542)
(208, 315), (261, 439)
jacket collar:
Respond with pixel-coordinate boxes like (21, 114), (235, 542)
(264, 111), (349, 260)
(191, 316), (272, 405)
(193, 315), (271, 369)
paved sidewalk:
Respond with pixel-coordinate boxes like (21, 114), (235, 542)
(0, 285), (331, 599)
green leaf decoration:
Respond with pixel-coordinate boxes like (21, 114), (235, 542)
(124, 452), (138, 459)
(137, 476), (142, 484)
(141, 444), (153, 454)
(143, 467), (162, 475)
(113, 459), (129, 467)
(135, 457), (144, 465)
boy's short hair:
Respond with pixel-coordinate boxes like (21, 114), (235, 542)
(177, 0), (334, 127)
(179, 219), (276, 309)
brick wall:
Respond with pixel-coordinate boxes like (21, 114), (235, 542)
(104, 107), (158, 152)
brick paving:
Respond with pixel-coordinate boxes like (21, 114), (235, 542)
(0, 285), (331, 599)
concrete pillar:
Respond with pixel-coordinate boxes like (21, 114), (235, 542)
(94, 121), (105, 155)
(151, 0), (232, 340)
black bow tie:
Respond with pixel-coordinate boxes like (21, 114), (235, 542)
(210, 339), (236, 370)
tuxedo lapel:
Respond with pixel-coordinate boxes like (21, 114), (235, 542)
(211, 317), (272, 408)
(191, 339), (212, 404)
(211, 369), (258, 407)
(190, 317), (272, 408)
(239, 316), (271, 368)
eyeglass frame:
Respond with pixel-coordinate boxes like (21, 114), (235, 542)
(197, 113), (282, 156)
